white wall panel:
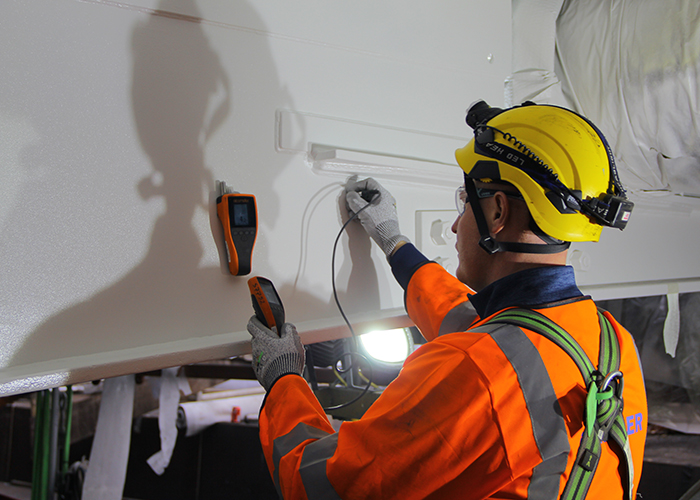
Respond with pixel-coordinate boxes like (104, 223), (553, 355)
(0, 0), (512, 395)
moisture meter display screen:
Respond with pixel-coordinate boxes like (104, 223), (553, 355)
(229, 197), (256, 228)
(233, 204), (249, 226)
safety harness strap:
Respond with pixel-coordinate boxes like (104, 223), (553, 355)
(484, 308), (633, 500)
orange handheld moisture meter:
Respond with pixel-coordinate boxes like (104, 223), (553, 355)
(247, 276), (285, 335)
(216, 181), (257, 276)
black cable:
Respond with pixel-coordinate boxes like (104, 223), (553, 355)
(320, 201), (376, 412)
(331, 206), (366, 338)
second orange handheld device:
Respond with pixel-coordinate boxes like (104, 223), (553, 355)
(247, 276), (285, 335)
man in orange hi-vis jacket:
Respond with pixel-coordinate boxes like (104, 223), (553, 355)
(247, 101), (647, 499)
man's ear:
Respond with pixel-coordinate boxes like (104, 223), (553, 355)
(488, 191), (510, 236)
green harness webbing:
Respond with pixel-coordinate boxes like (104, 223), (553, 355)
(484, 308), (634, 500)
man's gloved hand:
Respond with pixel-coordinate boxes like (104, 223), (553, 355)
(345, 177), (410, 257)
(247, 316), (305, 392)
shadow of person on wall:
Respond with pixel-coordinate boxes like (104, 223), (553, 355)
(10, 0), (393, 388)
(10, 0), (279, 370)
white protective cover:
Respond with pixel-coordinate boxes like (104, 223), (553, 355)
(556, 0), (700, 196)
(510, 0), (700, 197)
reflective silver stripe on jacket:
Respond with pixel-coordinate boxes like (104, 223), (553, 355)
(272, 422), (341, 499)
(438, 301), (478, 336)
(273, 321), (569, 499)
(480, 322), (570, 498)
(300, 433), (342, 499)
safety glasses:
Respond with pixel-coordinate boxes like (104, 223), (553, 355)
(454, 185), (524, 216)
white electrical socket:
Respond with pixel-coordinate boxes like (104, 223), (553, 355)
(415, 210), (459, 275)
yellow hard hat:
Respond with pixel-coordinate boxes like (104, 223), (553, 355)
(455, 101), (632, 244)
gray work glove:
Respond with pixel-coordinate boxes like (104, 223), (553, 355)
(345, 177), (410, 258)
(247, 316), (305, 392)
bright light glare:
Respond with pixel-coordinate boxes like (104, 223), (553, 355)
(359, 328), (410, 363)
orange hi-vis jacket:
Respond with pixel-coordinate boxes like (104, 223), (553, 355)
(259, 245), (647, 499)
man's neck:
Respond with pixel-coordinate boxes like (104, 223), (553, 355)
(478, 251), (568, 291)
(469, 265), (584, 319)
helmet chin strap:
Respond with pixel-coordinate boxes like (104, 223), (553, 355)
(464, 178), (571, 255)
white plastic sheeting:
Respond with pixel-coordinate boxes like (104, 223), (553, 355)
(507, 0), (569, 107)
(511, 0), (700, 197)
(557, 0), (700, 196)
